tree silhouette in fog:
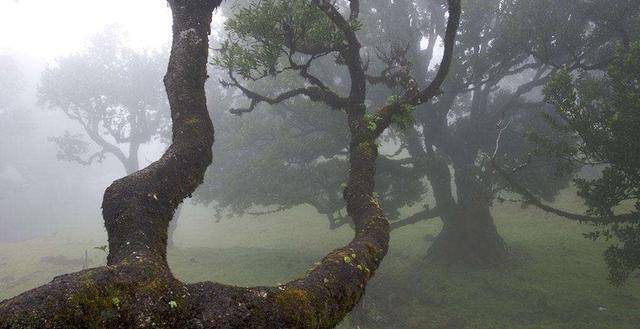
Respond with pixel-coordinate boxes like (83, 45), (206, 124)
(38, 26), (169, 174)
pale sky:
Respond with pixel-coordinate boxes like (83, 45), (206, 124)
(0, 0), (209, 60)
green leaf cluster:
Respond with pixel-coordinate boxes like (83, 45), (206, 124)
(214, 0), (346, 80)
(386, 95), (415, 129)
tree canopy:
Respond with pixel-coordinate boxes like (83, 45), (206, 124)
(39, 27), (169, 174)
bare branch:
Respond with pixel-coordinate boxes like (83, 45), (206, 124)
(223, 71), (349, 113)
(371, 0), (461, 137)
(409, 0), (462, 106)
(491, 159), (638, 225)
(246, 205), (291, 216)
(491, 120), (512, 160)
(489, 66), (557, 121)
(390, 207), (440, 230)
(313, 0), (366, 104)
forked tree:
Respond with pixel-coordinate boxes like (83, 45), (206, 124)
(0, 0), (460, 328)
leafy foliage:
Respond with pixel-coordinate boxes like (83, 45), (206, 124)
(202, 0), (429, 228)
(540, 42), (640, 284)
(215, 0), (345, 79)
(385, 96), (415, 129)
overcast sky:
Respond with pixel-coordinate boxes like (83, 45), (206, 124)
(0, 0), (187, 60)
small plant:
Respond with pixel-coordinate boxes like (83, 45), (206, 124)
(94, 245), (108, 255)
(111, 297), (121, 310)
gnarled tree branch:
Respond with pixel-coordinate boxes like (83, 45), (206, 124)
(491, 159), (638, 225)
(372, 0), (462, 137)
(224, 71), (349, 114)
(390, 207), (440, 230)
(409, 0), (462, 105)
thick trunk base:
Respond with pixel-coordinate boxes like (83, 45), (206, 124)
(427, 208), (509, 266)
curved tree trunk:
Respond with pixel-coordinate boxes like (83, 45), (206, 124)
(0, 1), (392, 328)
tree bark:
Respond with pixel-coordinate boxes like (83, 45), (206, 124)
(426, 163), (509, 265)
(404, 126), (509, 265)
(123, 141), (141, 174)
(427, 202), (509, 266)
(0, 1), (391, 328)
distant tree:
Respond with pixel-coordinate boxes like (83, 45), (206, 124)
(382, 0), (638, 265)
(397, 0), (573, 264)
(38, 27), (169, 175)
(496, 42), (640, 285)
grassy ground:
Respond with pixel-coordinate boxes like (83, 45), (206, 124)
(0, 194), (638, 328)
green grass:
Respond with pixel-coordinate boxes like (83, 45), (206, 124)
(0, 195), (638, 328)
(365, 202), (640, 329)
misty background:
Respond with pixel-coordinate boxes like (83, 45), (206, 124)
(1, 0), (639, 328)
(0, 0), (202, 240)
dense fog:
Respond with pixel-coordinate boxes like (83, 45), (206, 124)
(0, 0), (638, 328)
